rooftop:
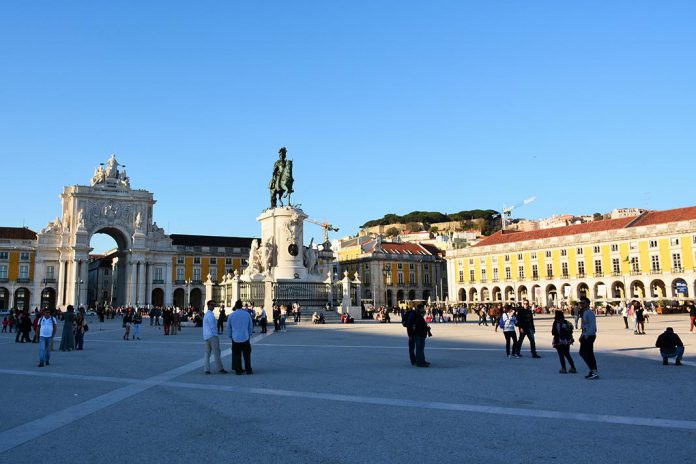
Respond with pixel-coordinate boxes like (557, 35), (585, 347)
(0, 227), (38, 241)
(170, 234), (256, 249)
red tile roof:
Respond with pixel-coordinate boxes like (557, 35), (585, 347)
(0, 227), (37, 240)
(475, 217), (635, 247)
(474, 205), (696, 248)
(630, 205), (696, 227)
(381, 242), (433, 255)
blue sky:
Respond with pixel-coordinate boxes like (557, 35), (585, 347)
(1, 1), (695, 253)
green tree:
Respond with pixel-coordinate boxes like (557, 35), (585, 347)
(385, 227), (400, 237)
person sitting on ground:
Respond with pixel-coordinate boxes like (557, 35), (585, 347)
(312, 312), (320, 324)
(655, 327), (684, 366)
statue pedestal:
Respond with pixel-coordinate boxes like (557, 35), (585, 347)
(257, 206), (308, 281)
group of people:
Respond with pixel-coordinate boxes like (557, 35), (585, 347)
(203, 299), (255, 375)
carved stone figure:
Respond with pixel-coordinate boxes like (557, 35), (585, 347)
(77, 208), (86, 230)
(261, 239), (274, 275)
(285, 211), (301, 244)
(105, 154), (120, 178)
(243, 239), (261, 276)
(303, 239), (318, 275)
(269, 147), (295, 208)
(134, 211), (142, 230)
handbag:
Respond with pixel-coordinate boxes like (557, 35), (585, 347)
(84, 324), (89, 332)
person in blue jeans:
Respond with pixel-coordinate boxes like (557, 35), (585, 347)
(409, 305), (431, 367)
(655, 327), (684, 366)
(38, 308), (57, 367)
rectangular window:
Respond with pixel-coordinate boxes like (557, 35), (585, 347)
(670, 237), (680, 247)
(209, 257), (217, 265)
(649, 240), (658, 249)
(0, 265), (7, 279)
(493, 268), (499, 280)
(504, 255), (510, 262)
(505, 267), (511, 280)
(545, 251), (552, 258)
(560, 249), (567, 257)
(409, 272), (415, 283)
(176, 256), (184, 264)
(532, 264), (538, 279)
(225, 258), (232, 265)
(424, 273), (430, 285)
(210, 268), (217, 281)
(103, 279), (109, 288)
(424, 263), (429, 270)
(226, 268), (234, 276)
(531, 252), (537, 260)
(577, 261), (585, 276)
(457, 259), (463, 267)
(398, 273), (404, 285)
(409, 263), (415, 270)
(479, 257), (485, 264)
(154, 267), (164, 281)
(672, 253), (682, 271)
(631, 257), (640, 273)
(19, 265), (29, 279)
(576, 247), (583, 255)
(193, 257), (201, 265)
(0, 252), (8, 260)
(176, 267), (184, 281)
(46, 265), (55, 279)
(546, 263), (553, 277)
(561, 262), (568, 277)
(629, 241), (637, 251)
(104, 269), (109, 276)
(481, 269), (487, 281)
(469, 270), (475, 282)
(397, 263), (403, 270)
(651, 255), (660, 272)
(518, 265), (525, 279)
(612, 258), (620, 274)
(458, 270), (464, 283)
(469, 258), (474, 265)
(594, 259), (602, 275)
(693, 235), (696, 245)
(517, 253), (523, 260)
(611, 244), (619, 252)
(20, 252), (30, 261)
(193, 268), (201, 281)
(593, 246), (601, 254)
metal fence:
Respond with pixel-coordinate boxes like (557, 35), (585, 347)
(239, 281), (265, 306)
(273, 282), (332, 308)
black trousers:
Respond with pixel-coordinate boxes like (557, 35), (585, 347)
(408, 335), (416, 365)
(232, 340), (252, 373)
(260, 317), (267, 333)
(555, 344), (575, 370)
(503, 331), (518, 355)
(579, 335), (597, 371)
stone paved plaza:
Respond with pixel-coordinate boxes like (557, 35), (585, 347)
(1, 313), (694, 464)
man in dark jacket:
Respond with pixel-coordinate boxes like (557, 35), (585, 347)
(402, 307), (416, 365)
(655, 327), (684, 366)
(515, 300), (540, 358)
(409, 305), (431, 368)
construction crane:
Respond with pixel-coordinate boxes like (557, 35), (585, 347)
(305, 218), (339, 245)
(493, 196), (537, 230)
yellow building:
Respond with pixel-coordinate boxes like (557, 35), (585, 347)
(446, 206), (696, 306)
(0, 227), (41, 311)
(338, 236), (446, 307)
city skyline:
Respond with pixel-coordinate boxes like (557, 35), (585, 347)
(2, 2), (695, 253)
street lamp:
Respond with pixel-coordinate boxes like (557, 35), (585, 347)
(184, 279), (191, 308)
(76, 278), (83, 308)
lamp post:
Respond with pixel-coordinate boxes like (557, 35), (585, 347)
(382, 264), (389, 310)
(184, 279), (191, 309)
(76, 278), (83, 308)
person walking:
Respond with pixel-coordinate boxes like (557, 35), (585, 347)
(578, 297), (599, 379)
(259, 305), (268, 334)
(280, 305), (287, 332)
(38, 308), (57, 367)
(409, 305), (431, 367)
(59, 305), (76, 351)
(551, 310), (576, 373)
(689, 302), (696, 333)
(272, 305), (281, 332)
(203, 300), (227, 375)
(162, 307), (172, 335)
(620, 303), (629, 329)
(74, 309), (85, 350)
(217, 307), (226, 335)
(227, 300), (253, 375)
(515, 299), (541, 358)
(500, 305), (519, 358)
(635, 303), (646, 335)
(402, 306), (416, 366)
(171, 309), (179, 335)
(132, 309), (142, 340)
(122, 308), (132, 340)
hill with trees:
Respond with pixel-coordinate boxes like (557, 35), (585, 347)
(361, 209), (498, 228)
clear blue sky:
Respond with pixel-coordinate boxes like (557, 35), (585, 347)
(1, 1), (695, 253)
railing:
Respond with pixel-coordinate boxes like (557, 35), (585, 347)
(594, 272), (604, 278)
(531, 276), (539, 281)
(650, 269), (661, 275)
(239, 281), (265, 305)
(0, 278), (8, 283)
(491, 278), (499, 283)
(577, 272), (585, 278)
(480, 278), (487, 283)
(152, 279), (164, 285)
(17, 278), (31, 283)
(611, 272), (621, 277)
(43, 278), (57, 284)
(630, 270), (642, 276)
(175, 280), (185, 285)
(192, 280), (202, 285)
(546, 274), (553, 279)
(273, 281), (333, 308)
(671, 267), (684, 273)
(561, 274), (569, 280)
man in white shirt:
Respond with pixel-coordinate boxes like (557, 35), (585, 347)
(227, 301), (254, 375)
(38, 308), (56, 367)
(203, 300), (227, 375)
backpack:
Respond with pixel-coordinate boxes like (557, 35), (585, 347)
(560, 320), (574, 339)
(402, 311), (413, 328)
(498, 315), (506, 329)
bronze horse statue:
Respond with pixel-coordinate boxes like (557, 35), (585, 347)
(271, 159), (294, 207)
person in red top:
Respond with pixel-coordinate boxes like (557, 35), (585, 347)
(32, 310), (41, 343)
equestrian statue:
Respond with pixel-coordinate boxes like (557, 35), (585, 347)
(269, 146), (295, 208)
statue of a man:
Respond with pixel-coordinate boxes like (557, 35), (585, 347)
(105, 154), (120, 178)
(269, 147), (287, 208)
